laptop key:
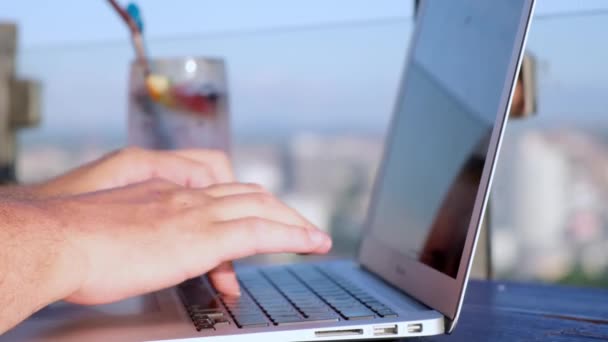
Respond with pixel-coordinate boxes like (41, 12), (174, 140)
(266, 311), (300, 318)
(292, 300), (323, 306)
(223, 300), (255, 307)
(194, 318), (215, 331)
(307, 312), (340, 320)
(299, 308), (333, 315)
(232, 311), (265, 319)
(234, 266), (399, 331)
(261, 303), (294, 309)
(234, 316), (270, 328)
(305, 319), (341, 325)
(271, 316), (304, 324)
(362, 300), (384, 308)
(331, 303), (367, 311)
(191, 312), (211, 321)
(212, 316), (231, 328)
(375, 309), (398, 318)
(344, 313), (376, 320)
(227, 308), (263, 318)
(340, 309), (376, 320)
(298, 303), (333, 312)
(238, 322), (270, 328)
(204, 312), (225, 319)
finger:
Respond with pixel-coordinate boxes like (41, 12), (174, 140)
(137, 183), (266, 210)
(109, 148), (218, 188)
(279, 198), (320, 233)
(207, 262), (241, 297)
(209, 218), (332, 262)
(171, 150), (235, 183)
(115, 148), (218, 188)
(125, 177), (180, 192)
(79, 178), (180, 201)
(298, 236), (333, 256)
(147, 152), (218, 188)
(203, 183), (267, 198)
(209, 193), (318, 230)
(113, 183), (265, 210)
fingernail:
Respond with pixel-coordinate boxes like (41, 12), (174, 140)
(225, 289), (241, 297)
(309, 230), (328, 246)
(324, 237), (333, 251)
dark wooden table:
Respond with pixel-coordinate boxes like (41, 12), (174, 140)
(367, 280), (608, 341)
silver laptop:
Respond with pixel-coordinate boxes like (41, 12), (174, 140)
(4, 1), (535, 341)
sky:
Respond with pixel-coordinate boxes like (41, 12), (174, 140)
(1, 0), (608, 48)
(4, 0), (414, 48)
(1, 0), (607, 144)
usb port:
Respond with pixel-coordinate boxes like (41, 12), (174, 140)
(373, 324), (398, 336)
(407, 323), (423, 333)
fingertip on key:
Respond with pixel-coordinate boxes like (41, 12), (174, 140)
(308, 230), (328, 246)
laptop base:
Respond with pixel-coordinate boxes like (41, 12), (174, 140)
(3, 260), (444, 342)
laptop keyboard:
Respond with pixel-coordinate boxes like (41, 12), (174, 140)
(178, 265), (398, 331)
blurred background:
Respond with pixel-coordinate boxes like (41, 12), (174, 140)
(1, 0), (608, 287)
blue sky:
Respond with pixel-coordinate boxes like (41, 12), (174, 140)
(2, 0), (608, 48)
(1, 1), (608, 144)
(5, 0), (413, 48)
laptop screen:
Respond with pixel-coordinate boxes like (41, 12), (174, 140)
(367, 0), (528, 278)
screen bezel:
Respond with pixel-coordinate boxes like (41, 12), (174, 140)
(357, 0), (535, 331)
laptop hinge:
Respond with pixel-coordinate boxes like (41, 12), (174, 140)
(445, 318), (456, 334)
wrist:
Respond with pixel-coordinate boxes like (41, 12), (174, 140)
(30, 199), (87, 302)
(0, 184), (37, 200)
(26, 173), (87, 199)
(0, 199), (85, 317)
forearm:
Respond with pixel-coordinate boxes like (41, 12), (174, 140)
(0, 185), (37, 200)
(0, 182), (63, 201)
(0, 199), (83, 334)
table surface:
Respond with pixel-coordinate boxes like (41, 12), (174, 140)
(370, 280), (608, 342)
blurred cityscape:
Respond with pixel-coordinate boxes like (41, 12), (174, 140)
(17, 121), (608, 287)
(493, 123), (608, 287)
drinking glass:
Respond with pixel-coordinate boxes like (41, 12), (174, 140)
(128, 57), (230, 152)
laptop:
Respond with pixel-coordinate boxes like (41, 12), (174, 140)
(3, 1), (535, 341)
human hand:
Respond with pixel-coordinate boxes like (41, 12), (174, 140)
(47, 179), (331, 304)
(28, 147), (255, 296)
(32, 147), (234, 198)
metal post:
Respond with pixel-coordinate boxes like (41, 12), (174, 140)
(414, 0), (422, 18)
(0, 23), (41, 185)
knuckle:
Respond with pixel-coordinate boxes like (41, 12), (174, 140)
(143, 178), (177, 192)
(118, 146), (144, 158)
(252, 193), (274, 206)
(210, 150), (229, 164)
(108, 146), (147, 164)
(244, 183), (265, 192)
(193, 163), (214, 183)
(203, 183), (221, 192)
(165, 189), (195, 207)
(147, 177), (172, 186)
(206, 196), (222, 211)
(245, 217), (266, 232)
(211, 150), (234, 174)
(199, 164), (213, 177)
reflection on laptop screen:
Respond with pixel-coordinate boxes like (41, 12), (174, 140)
(369, 0), (525, 278)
